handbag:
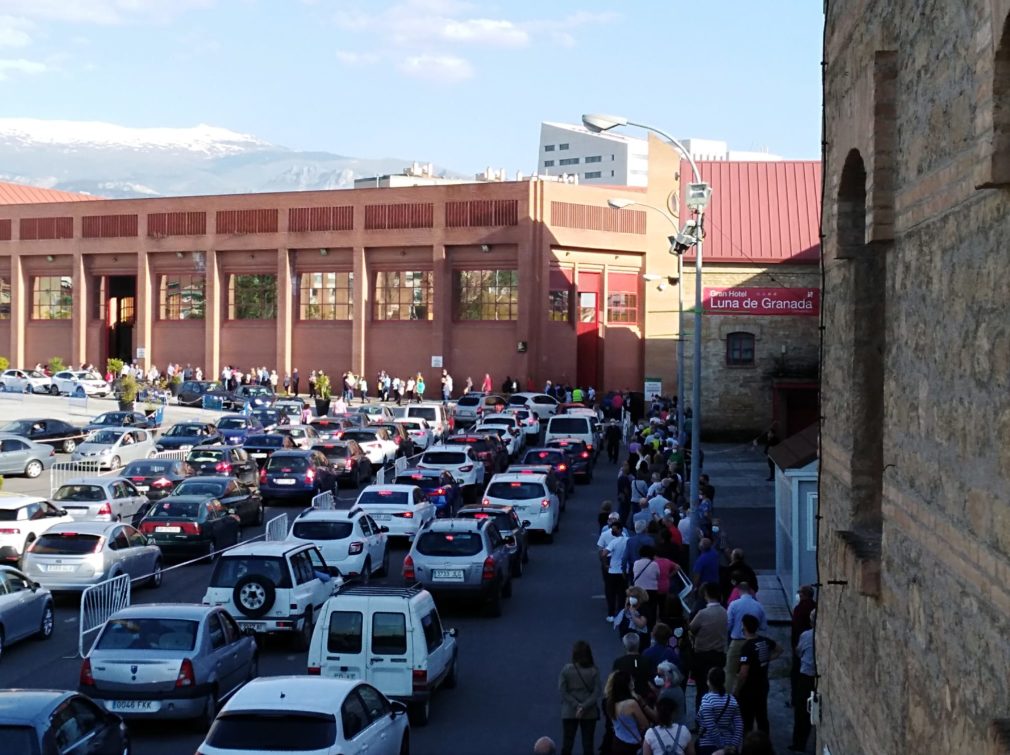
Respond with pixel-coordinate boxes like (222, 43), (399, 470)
(699, 694), (731, 742)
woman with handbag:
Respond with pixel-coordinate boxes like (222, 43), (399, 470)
(642, 696), (694, 755)
(695, 667), (743, 755)
(558, 640), (601, 755)
(604, 670), (652, 755)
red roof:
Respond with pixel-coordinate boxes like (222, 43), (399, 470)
(0, 181), (102, 205)
(681, 160), (821, 264)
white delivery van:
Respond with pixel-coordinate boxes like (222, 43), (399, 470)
(543, 414), (596, 451)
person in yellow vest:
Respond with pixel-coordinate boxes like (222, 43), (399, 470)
(572, 386), (584, 404)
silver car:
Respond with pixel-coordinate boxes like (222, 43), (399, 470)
(0, 433), (56, 479)
(51, 477), (149, 523)
(22, 521), (163, 592)
(82, 603), (257, 723)
(71, 428), (157, 469)
(0, 565), (55, 659)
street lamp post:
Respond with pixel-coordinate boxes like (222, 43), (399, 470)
(588, 114), (710, 566)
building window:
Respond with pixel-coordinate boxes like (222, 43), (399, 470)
(544, 160), (555, 168)
(300, 272), (353, 320)
(159, 274), (206, 320)
(559, 157), (580, 166)
(611, 154), (615, 160)
(0, 276), (9, 320)
(585, 155), (602, 164)
(726, 332), (756, 366)
(544, 144), (555, 152)
(228, 274), (277, 320)
(31, 276), (72, 320)
(606, 292), (638, 324)
(548, 289), (570, 322)
(611, 170), (615, 176)
(454, 269), (518, 321)
(374, 271), (433, 321)
(559, 143), (569, 150)
(585, 171), (602, 179)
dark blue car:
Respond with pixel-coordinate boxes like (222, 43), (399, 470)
(0, 689), (130, 755)
(156, 421), (222, 451)
(216, 414), (263, 445)
(394, 468), (462, 517)
(259, 449), (338, 505)
(521, 447), (576, 494)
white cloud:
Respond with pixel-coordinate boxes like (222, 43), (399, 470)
(441, 18), (528, 46)
(398, 54), (473, 82)
(0, 0), (214, 25)
(0, 17), (32, 48)
(0, 58), (47, 80)
(336, 50), (380, 65)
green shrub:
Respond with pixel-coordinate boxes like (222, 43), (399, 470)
(119, 374), (139, 404)
(48, 356), (66, 374)
(316, 373), (331, 400)
(106, 358), (124, 377)
(0, 356), (9, 372)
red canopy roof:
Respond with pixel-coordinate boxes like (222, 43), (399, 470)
(0, 181), (101, 205)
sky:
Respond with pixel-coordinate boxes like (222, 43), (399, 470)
(0, 0), (824, 174)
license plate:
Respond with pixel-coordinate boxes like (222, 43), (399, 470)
(242, 623), (267, 632)
(109, 700), (160, 712)
(329, 672), (358, 680)
(135, 485), (149, 492)
(252, 453), (266, 459)
(275, 478), (296, 485)
(156, 526), (181, 533)
(372, 514), (391, 520)
(432, 569), (464, 582)
(46, 565), (75, 572)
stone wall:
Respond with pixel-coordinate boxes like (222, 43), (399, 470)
(821, 1), (1010, 753)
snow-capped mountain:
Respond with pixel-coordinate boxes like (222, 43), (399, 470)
(0, 118), (456, 198)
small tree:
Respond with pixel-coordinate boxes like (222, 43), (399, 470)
(119, 373), (139, 405)
(316, 373), (332, 400)
(106, 358), (124, 377)
(0, 356), (9, 372)
(48, 356), (66, 374)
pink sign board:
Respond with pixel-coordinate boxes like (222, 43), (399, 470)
(702, 287), (820, 316)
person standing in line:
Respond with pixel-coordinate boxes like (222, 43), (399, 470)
(641, 695), (694, 755)
(308, 370), (317, 399)
(405, 376), (415, 403)
(695, 667), (743, 755)
(282, 373), (291, 396)
(598, 519), (629, 622)
(416, 373), (426, 402)
(358, 375), (368, 403)
(734, 614), (782, 735)
(291, 368), (300, 396)
(724, 582), (767, 693)
(689, 583), (728, 712)
(789, 610), (817, 753)
(558, 640), (601, 755)
(790, 585), (817, 715)
(692, 539), (721, 611)
(604, 670), (652, 755)
(464, 376), (474, 394)
(481, 373), (492, 393)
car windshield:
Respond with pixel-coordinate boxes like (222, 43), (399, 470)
(357, 490), (409, 505)
(313, 444), (350, 459)
(187, 449), (224, 463)
(205, 713), (336, 751)
(243, 386), (271, 396)
(482, 418), (513, 426)
(0, 421), (28, 433)
(253, 411), (279, 423)
(124, 461), (173, 476)
(487, 481), (545, 500)
(246, 435), (285, 447)
(416, 531), (483, 557)
(549, 417), (589, 434)
(53, 485), (105, 502)
(166, 424), (205, 437)
(218, 418), (249, 430)
(210, 556), (292, 588)
(86, 430), (122, 444)
(92, 413), (123, 424)
(151, 499), (201, 518)
(0, 727), (37, 755)
(421, 451), (466, 465)
(459, 510), (512, 531)
(31, 533), (103, 554)
(457, 396), (480, 407)
(340, 430), (376, 443)
(291, 520), (352, 540)
(173, 481), (225, 497)
(407, 407), (437, 421)
(266, 456), (308, 472)
(96, 618), (199, 651)
(478, 427), (508, 438)
(524, 450), (564, 465)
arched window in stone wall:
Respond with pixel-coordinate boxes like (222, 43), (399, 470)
(977, 15), (1010, 187)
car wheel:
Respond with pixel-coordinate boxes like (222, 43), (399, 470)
(232, 575), (277, 618)
(37, 602), (54, 640)
(148, 559), (163, 589)
(293, 607), (313, 651)
(399, 731), (410, 755)
(197, 690), (218, 730)
(377, 547), (390, 577)
(407, 698), (430, 727)
(110, 456), (121, 469)
(24, 460), (43, 479)
(361, 558), (372, 584)
(49, 385), (59, 396)
(61, 439), (77, 453)
(486, 584), (503, 618)
(502, 575), (513, 598)
(443, 653), (458, 689)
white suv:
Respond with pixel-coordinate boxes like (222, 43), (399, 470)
(287, 505), (390, 581)
(202, 541), (341, 649)
(482, 472), (560, 543)
(405, 404), (452, 440)
(0, 495), (74, 564)
(417, 445), (484, 495)
(354, 485), (436, 541)
(0, 369), (51, 394)
(51, 370), (110, 397)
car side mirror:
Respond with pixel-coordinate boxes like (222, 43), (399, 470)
(446, 627), (458, 638)
(380, 525), (390, 533)
(521, 520), (531, 528)
(391, 701), (408, 717)
(30, 581), (40, 591)
(55, 509), (68, 517)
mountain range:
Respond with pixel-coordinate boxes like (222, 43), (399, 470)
(0, 118), (457, 199)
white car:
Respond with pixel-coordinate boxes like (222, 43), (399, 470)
(478, 414), (526, 451)
(511, 408), (541, 439)
(354, 485), (436, 541)
(404, 404), (452, 440)
(507, 392), (559, 419)
(475, 423), (522, 458)
(51, 476), (149, 522)
(355, 405), (393, 422)
(482, 472), (560, 543)
(0, 495), (74, 564)
(275, 424), (320, 450)
(393, 417), (434, 451)
(197, 676), (410, 755)
(338, 428), (398, 466)
(287, 506), (390, 580)
(417, 445), (485, 491)
(51, 370), (110, 397)
(0, 368), (52, 394)
(71, 428), (157, 469)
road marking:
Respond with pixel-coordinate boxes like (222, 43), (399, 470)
(64, 617), (78, 623)
(591, 594), (605, 599)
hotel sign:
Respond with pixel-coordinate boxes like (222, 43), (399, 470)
(702, 287), (820, 316)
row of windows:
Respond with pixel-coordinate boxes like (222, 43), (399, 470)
(543, 143), (571, 152)
(558, 157), (580, 166)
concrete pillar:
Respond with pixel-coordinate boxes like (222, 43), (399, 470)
(351, 246), (367, 375)
(135, 250), (153, 371)
(204, 250), (221, 379)
(9, 253), (24, 368)
(276, 248), (293, 376)
(71, 251), (87, 367)
(431, 243), (450, 370)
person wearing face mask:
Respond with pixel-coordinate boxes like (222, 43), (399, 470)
(642, 694), (694, 755)
(653, 660), (689, 727)
(599, 519), (630, 622)
(614, 586), (651, 646)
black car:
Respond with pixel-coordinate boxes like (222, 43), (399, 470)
(184, 445), (259, 487)
(156, 421), (222, 451)
(312, 440), (372, 487)
(545, 437), (594, 482)
(242, 433), (297, 468)
(370, 421), (416, 457)
(308, 416), (353, 441)
(251, 407), (287, 431)
(259, 449), (338, 505)
(84, 410), (156, 433)
(444, 432), (508, 476)
(170, 475), (264, 526)
(521, 447), (576, 494)
(176, 380), (223, 407)
(122, 458), (193, 500)
(0, 418), (86, 453)
(138, 495), (242, 558)
(226, 384), (275, 411)
(456, 503), (530, 577)
(0, 689), (130, 755)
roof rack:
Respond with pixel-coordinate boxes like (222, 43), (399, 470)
(334, 583), (424, 598)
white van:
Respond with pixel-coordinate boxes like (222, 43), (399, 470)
(405, 404), (452, 440)
(544, 414), (596, 451)
(307, 585), (458, 727)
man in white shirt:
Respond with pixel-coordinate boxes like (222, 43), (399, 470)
(598, 519), (628, 622)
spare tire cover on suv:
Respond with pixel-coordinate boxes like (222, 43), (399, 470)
(233, 574), (277, 618)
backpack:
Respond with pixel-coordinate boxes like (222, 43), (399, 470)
(650, 724), (686, 755)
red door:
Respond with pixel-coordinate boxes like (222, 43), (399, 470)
(576, 272), (600, 389)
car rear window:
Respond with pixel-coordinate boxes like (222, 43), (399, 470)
(266, 456), (309, 472)
(313, 444), (350, 459)
(245, 435), (285, 447)
(487, 481), (545, 500)
(524, 450), (565, 465)
(96, 618), (198, 651)
(407, 407), (437, 421)
(457, 396), (480, 406)
(31, 533), (102, 555)
(340, 430), (377, 443)
(218, 418), (249, 429)
(187, 449), (224, 463)
(416, 531), (484, 557)
(0, 510), (19, 521)
(124, 461), (174, 476)
(421, 451), (465, 465)
(292, 520), (352, 541)
(53, 485), (105, 502)
(326, 610), (362, 653)
(205, 713), (336, 751)
(548, 417), (590, 434)
(372, 612), (407, 655)
(357, 490), (409, 506)
(150, 499), (201, 518)
(210, 556), (292, 588)
(458, 510), (512, 531)
(482, 417), (513, 426)
(173, 481), (225, 497)
(394, 475), (441, 490)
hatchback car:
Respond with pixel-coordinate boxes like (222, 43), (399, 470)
(81, 603), (258, 725)
(51, 477), (149, 522)
(171, 476), (264, 527)
(455, 504), (530, 578)
(392, 417), (434, 451)
(272, 398), (306, 420)
(482, 472), (560, 543)
(521, 447), (576, 494)
(369, 422), (416, 458)
(417, 445), (484, 498)
(216, 415), (263, 445)
(355, 405), (393, 422)
(392, 469), (462, 518)
(275, 424), (321, 450)
(122, 458), (193, 500)
(71, 428), (156, 470)
(507, 391), (560, 419)
(312, 441), (372, 488)
(51, 370), (110, 397)
(23, 521), (163, 591)
(0, 690), (130, 755)
(0, 418), (86, 454)
(354, 485), (436, 541)
(197, 677), (409, 755)
(287, 506), (389, 580)
(250, 407), (286, 432)
(403, 517), (512, 616)
(156, 421), (222, 451)
(242, 433), (297, 468)
(338, 428), (397, 467)
(475, 422), (522, 458)
(404, 404), (453, 440)
(0, 434), (56, 479)
(308, 416), (352, 441)
(443, 432), (508, 477)
(186, 445), (259, 487)
(0, 565), (55, 657)
(138, 496), (242, 560)
(84, 410), (156, 433)
(260, 450), (338, 506)
(453, 392), (507, 426)
(227, 384), (275, 411)
(0, 496), (74, 564)
(545, 437), (595, 482)
(177, 380), (221, 407)
(0, 368), (52, 394)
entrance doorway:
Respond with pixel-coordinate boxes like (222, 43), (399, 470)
(105, 276), (136, 364)
(576, 272), (600, 389)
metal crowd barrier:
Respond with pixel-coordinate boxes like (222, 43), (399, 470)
(311, 491), (336, 510)
(264, 513), (289, 541)
(152, 449), (188, 462)
(50, 460), (116, 497)
(79, 573), (131, 657)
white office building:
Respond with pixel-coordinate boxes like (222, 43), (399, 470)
(537, 122), (783, 186)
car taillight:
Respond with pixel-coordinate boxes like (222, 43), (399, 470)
(259, 467), (267, 484)
(557, 464), (567, 471)
(541, 499), (551, 509)
(459, 464), (473, 472)
(305, 468), (316, 484)
(215, 461), (232, 473)
(433, 487), (446, 495)
(152, 477), (172, 488)
(0, 527), (20, 535)
(175, 659), (196, 688)
(482, 498), (490, 506)
(307, 666), (321, 675)
(481, 556), (496, 581)
(80, 658), (94, 687)
(395, 511), (414, 519)
(586, 443), (593, 450)
(348, 541), (364, 555)
(96, 502), (113, 518)
(139, 521), (157, 534)
(580, 451), (589, 459)
(412, 669), (428, 692)
(403, 554), (415, 580)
